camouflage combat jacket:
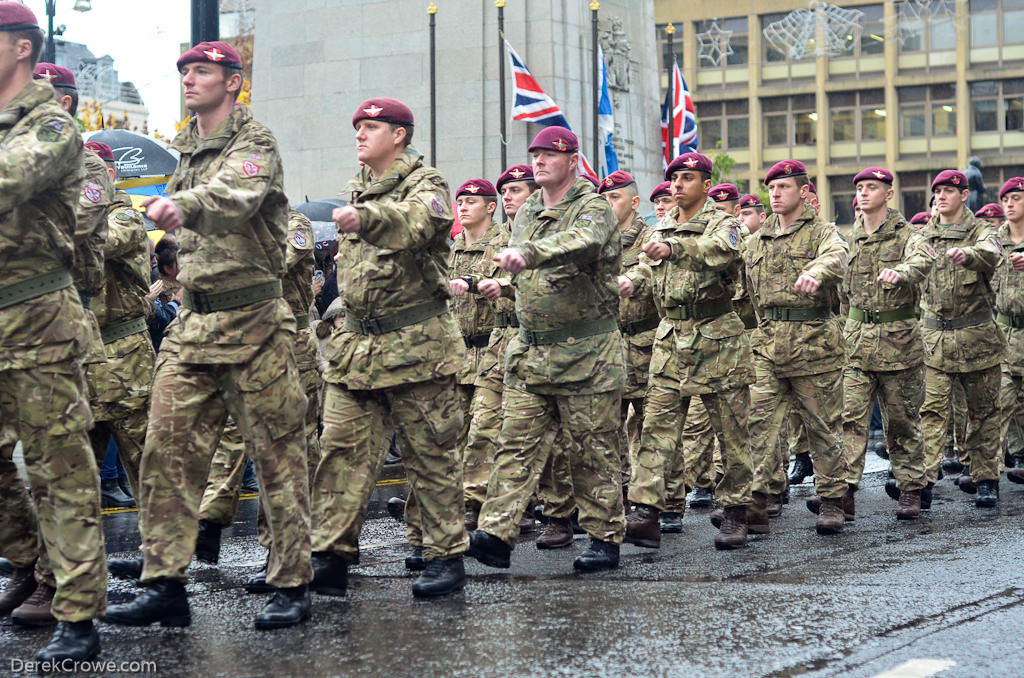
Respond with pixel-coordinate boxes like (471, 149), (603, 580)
(284, 210), (315, 323)
(472, 221), (517, 393)
(450, 219), (501, 385)
(841, 208), (930, 372)
(74, 149), (112, 299)
(745, 203), (849, 378)
(619, 213), (658, 397)
(629, 198), (753, 395)
(324, 146), (464, 390)
(504, 177), (625, 395)
(918, 210), (1005, 373)
(994, 222), (1024, 374)
(166, 105), (294, 364)
(93, 193), (150, 330)
(0, 79), (88, 370)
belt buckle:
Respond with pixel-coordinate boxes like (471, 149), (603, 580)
(194, 293), (210, 313)
(524, 329), (539, 345)
(870, 309), (881, 323)
(939, 318), (952, 330)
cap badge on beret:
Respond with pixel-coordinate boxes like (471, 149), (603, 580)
(784, 163), (793, 175)
(744, 197), (755, 206)
(872, 170), (886, 180)
(1018, 181), (1024, 191)
(464, 184), (480, 194)
(38, 68), (57, 83)
(951, 175), (960, 185)
(203, 47), (226, 62)
(684, 157), (698, 168)
(553, 139), (568, 152)
(510, 168), (526, 179)
(604, 177), (615, 187)
(717, 191), (728, 201)
(363, 104), (383, 118)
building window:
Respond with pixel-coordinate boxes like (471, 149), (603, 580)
(899, 171), (931, 218)
(971, 79), (1024, 141)
(898, 0), (957, 53)
(830, 89), (885, 142)
(763, 94), (817, 147)
(858, 4), (886, 55)
(831, 178), (856, 227)
(695, 17), (748, 68)
(656, 23), (685, 69)
(695, 99), (750, 150)
(971, 0), (1024, 47)
(899, 85), (956, 137)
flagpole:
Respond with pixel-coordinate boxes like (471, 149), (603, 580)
(590, 1), (600, 173)
(497, 1), (507, 170)
(428, 2), (438, 167)
(666, 23), (675, 162)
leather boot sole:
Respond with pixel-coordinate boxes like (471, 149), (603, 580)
(713, 536), (746, 550)
(815, 521), (844, 535)
(536, 535), (573, 549)
(623, 535), (660, 549)
(102, 610), (191, 627)
(254, 607), (311, 630)
(310, 581), (347, 597)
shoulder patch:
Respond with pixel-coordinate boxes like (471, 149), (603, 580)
(241, 160), (261, 177)
(431, 196), (446, 217)
(115, 210), (133, 222)
(292, 230), (308, 248)
(37, 125), (61, 142)
(83, 181), (102, 204)
(579, 214), (594, 221)
(992, 235), (1004, 253)
(922, 241), (938, 259)
(728, 226), (740, 248)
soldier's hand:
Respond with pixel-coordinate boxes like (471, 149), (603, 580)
(946, 247), (966, 266)
(477, 278), (502, 300)
(145, 279), (165, 302)
(618, 275), (634, 298)
(333, 206), (362, 234)
(1011, 252), (1024, 271)
(312, 277), (324, 296)
(642, 241), (671, 261)
(494, 248), (527, 274)
(794, 273), (820, 294)
(877, 268), (902, 284)
(142, 196), (182, 232)
(449, 278), (470, 296)
(172, 286), (184, 303)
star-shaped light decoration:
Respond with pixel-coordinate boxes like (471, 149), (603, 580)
(696, 20), (734, 67)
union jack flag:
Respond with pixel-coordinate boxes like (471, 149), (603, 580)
(660, 60), (698, 169)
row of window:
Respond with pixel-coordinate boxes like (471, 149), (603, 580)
(697, 80), (1024, 149)
(659, 0), (1024, 70)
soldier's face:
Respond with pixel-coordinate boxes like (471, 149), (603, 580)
(717, 200), (738, 216)
(1003, 192), (1024, 223)
(768, 178), (806, 216)
(354, 120), (401, 166)
(669, 171), (709, 211)
(0, 34), (30, 84)
(456, 195), (494, 227)
(855, 180), (893, 214)
(500, 182), (532, 219)
(653, 195), (674, 219)
(932, 185), (968, 218)
(739, 207), (766, 234)
(180, 63), (238, 113)
(531, 150), (575, 187)
(603, 187), (639, 226)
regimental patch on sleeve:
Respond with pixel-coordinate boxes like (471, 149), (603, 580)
(728, 226), (740, 248)
(923, 241), (938, 259)
(83, 182), (102, 204)
(579, 214), (594, 221)
(430, 196), (445, 217)
(992, 235), (1004, 253)
(292, 230), (308, 248)
(241, 160), (261, 177)
(37, 124), (61, 142)
(115, 210), (133, 222)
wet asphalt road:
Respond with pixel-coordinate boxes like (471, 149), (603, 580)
(2, 458), (1024, 678)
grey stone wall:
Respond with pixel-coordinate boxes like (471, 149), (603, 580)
(252, 0), (662, 205)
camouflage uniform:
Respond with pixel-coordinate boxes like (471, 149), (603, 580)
(315, 146), (468, 563)
(994, 223), (1024, 463)
(72, 149), (112, 366)
(199, 211), (321, 545)
(745, 204), (851, 500)
(137, 106), (311, 588)
(0, 79), (106, 621)
(625, 198), (754, 511)
(840, 208), (929, 491)
(917, 211), (1005, 484)
(476, 178), (626, 546)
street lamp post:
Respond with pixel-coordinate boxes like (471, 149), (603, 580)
(44, 0), (93, 65)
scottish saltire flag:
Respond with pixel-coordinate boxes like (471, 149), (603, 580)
(598, 45), (618, 174)
(660, 61), (698, 169)
(506, 39), (598, 179)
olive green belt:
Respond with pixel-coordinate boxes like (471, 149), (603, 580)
(464, 332), (491, 349)
(295, 314), (310, 331)
(663, 298), (733, 321)
(345, 299), (449, 336)
(621, 315), (661, 336)
(0, 268), (73, 311)
(494, 311), (519, 328)
(763, 306), (831, 322)
(519, 316), (619, 346)
(848, 305), (917, 324)
(997, 312), (1024, 329)
(101, 316), (148, 344)
(921, 309), (994, 331)
(182, 280), (282, 314)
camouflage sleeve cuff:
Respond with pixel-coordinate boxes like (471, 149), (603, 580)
(515, 244), (536, 270)
(498, 279), (516, 299)
(170, 193), (201, 230)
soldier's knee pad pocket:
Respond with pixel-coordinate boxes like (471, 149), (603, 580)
(400, 379), (464, 447)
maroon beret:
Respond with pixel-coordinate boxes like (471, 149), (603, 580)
(455, 178), (497, 199)
(710, 183), (739, 203)
(665, 152), (712, 180)
(352, 97), (414, 127)
(807, 181), (817, 195)
(33, 63), (75, 89)
(1000, 177), (1024, 200)
(738, 194), (762, 209)
(853, 166), (894, 185)
(528, 126), (578, 153)
(976, 203), (1005, 219)
(598, 170), (636, 194)
(931, 169), (968, 191)
(0, 3), (38, 30)
(496, 164), (533, 191)
(763, 160), (808, 185)
(177, 41), (243, 71)
(649, 181), (671, 201)
(910, 211), (932, 225)
(84, 141), (114, 162)
(853, 196), (860, 209)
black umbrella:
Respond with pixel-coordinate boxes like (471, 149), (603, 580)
(293, 199), (347, 244)
(85, 129), (179, 178)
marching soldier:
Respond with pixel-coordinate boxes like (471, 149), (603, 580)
(997, 178), (1024, 484)
(709, 182), (740, 216)
(650, 181), (674, 220)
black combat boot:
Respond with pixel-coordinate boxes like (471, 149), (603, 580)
(386, 496), (407, 522)
(788, 452), (814, 485)
(466, 530), (511, 569)
(624, 505), (661, 548)
(101, 478), (134, 509)
(412, 557), (466, 598)
(405, 546), (426, 570)
(35, 620), (99, 663)
(658, 511), (684, 534)
(464, 503), (480, 532)
(243, 559), (273, 594)
(573, 539), (619, 571)
(956, 468), (977, 494)
(107, 556), (144, 582)
(921, 482), (934, 510)
(102, 579), (190, 627)
(118, 475), (134, 500)
(0, 557), (14, 576)
(310, 552), (348, 597)
(0, 562), (36, 615)
(885, 477), (900, 501)
(194, 519), (222, 565)
(254, 585), (311, 629)
(941, 446), (964, 474)
(975, 479), (999, 508)
(688, 487), (715, 509)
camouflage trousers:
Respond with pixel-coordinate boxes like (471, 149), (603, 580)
(749, 359), (849, 499)
(620, 396), (644, 483)
(462, 384), (502, 510)
(842, 365), (927, 492)
(0, 425), (39, 570)
(314, 377), (468, 562)
(945, 379), (968, 459)
(629, 384), (753, 510)
(138, 330), (311, 588)
(1000, 370), (1024, 460)
(478, 386), (625, 546)
(0, 359), (106, 621)
(680, 398), (719, 493)
(921, 364), (1001, 484)
(537, 433), (576, 519)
